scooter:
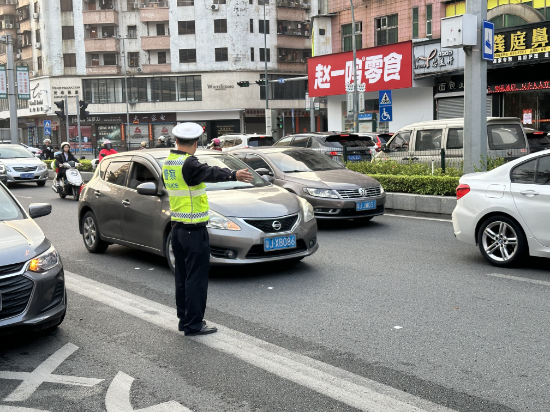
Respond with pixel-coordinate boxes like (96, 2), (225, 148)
(51, 161), (83, 201)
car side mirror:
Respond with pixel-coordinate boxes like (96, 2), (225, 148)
(255, 168), (273, 176)
(262, 175), (275, 183)
(136, 182), (158, 196)
(34, 153), (41, 158)
(381, 143), (389, 153)
(28, 203), (52, 219)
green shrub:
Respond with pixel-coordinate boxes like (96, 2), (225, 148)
(346, 160), (463, 177)
(370, 174), (460, 196)
(43, 159), (93, 172)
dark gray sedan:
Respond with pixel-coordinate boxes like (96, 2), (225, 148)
(232, 147), (385, 220)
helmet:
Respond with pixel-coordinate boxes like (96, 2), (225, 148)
(212, 138), (221, 145)
(158, 136), (166, 142)
(43, 139), (51, 144)
(140, 141), (147, 147)
(60, 142), (70, 150)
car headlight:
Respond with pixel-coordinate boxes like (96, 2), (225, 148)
(303, 188), (340, 199)
(27, 246), (59, 273)
(380, 185), (385, 194)
(37, 164), (47, 171)
(0, 163), (5, 173)
(298, 197), (315, 223)
(5, 166), (13, 172)
(207, 210), (241, 230)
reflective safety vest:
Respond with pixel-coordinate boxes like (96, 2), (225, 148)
(162, 152), (209, 224)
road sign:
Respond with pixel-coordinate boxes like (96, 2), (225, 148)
(358, 92), (365, 112)
(482, 20), (495, 61)
(43, 119), (51, 136)
(379, 90), (392, 106)
(16, 66), (30, 100)
(347, 93), (354, 114)
(358, 113), (373, 120)
(379, 106), (393, 122)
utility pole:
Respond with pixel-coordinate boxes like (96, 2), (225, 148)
(76, 96), (81, 156)
(4, 34), (19, 144)
(349, 0), (358, 133)
(464, 0), (488, 173)
(120, 36), (130, 151)
(264, 0), (270, 135)
(310, 97), (315, 132)
(64, 94), (69, 144)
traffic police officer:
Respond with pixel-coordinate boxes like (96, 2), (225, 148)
(162, 123), (253, 335)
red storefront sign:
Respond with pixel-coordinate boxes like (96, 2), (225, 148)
(307, 41), (413, 97)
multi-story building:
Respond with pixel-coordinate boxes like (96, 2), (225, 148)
(0, 0), (318, 150)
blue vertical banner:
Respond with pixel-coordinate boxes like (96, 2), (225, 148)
(482, 20), (495, 61)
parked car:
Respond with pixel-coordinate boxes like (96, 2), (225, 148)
(376, 117), (529, 165)
(356, 132), (392, 153)
(524, 129), (550, 153)
(233, 147), (385, 220)
(0, 162), (6, 184)
(452, 149), (550, 268)
(217, 133), (276, 151)
(273, 132), (375, 163)
(0, 144), (49, 186)
(20, 143), (42, 157)
(78, 149), (319, 270)
(0, 183), (66, 335)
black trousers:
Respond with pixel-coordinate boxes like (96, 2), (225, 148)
(172, 225), (210, 334)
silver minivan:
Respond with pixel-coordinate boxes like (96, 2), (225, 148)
(375, 117), (529, 165)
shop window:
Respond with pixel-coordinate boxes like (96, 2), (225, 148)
(178, 21), (195, 35)
(128, 52), (139, 67)
(158, 51), (167, 64)
(259, 20), (270, 34)
(214, 19), (227, 33)
(215, 47), (228, 62)
(128, 25), (137, 38)
(412, 8), (418, 39)
(342, 22), (362, 52)
(260, 48), (270, 62)
(61, 26), (74, 40)
(251, 47), (254, 61)
(60, 0), (73, 12)
(426, 5), (432, 39)
(63, 53), (76, 67)
(157, 24), (166, 36)
(179, 49), (196, 63)
(375, 14), (398, 46)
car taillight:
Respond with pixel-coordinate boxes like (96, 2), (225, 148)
(456, 184), (470, 200)
(329, 151), (338, 156)
(533, 132), (545, 135)
(79, 184), (86, 195)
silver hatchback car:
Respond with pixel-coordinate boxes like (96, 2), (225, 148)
(78, 149), (319, 270)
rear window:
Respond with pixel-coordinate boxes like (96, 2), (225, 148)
(528, 133), (550, 147)
(248, 136), (275, 147)
(488, 124), (526, 150)
(273, 136), (293, 146)
(324, 135), (375, 148)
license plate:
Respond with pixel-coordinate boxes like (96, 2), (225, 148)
(264, 235), (297, 252)
(20, 173), (34, 179)
(348, 155), (362, 161)
(356, 200), (376, 211)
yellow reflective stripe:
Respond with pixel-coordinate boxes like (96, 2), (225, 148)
(166, 188), (206, 197)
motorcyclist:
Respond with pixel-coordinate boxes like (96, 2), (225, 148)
(210, 138), (222, 151)
(139, 141), (147, 150)
(98, 139), (118, 161)
(41, 139), (55, 160)
(55, 142), (80, 186)
(155, 136), (167, 148)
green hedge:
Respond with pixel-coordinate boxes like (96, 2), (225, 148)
(346, 160), (463, 177)
(44, 159), (93, 172)
(371, 174), (460, 196)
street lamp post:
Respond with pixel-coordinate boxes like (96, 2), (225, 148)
(118, 36), (131, 151)
(349, 0), (358, 133)
(264, 0), (270, 135)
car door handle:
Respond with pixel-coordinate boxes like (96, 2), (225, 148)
(402, 157), (418, 160)
(520, 190), (539, 196)
(94, 190), (101, 197)
(122, 199), (131, 206)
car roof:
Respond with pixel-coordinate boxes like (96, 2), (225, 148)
(106, 148), (226, 161)
(233, 147), (312, 154)
(0, 144), (26, 148)
(397, 117), (522, 130)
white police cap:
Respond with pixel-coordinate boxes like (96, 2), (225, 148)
(172, 122), (204, 140)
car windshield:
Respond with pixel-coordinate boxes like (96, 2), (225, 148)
(323, 135), (375, 148)
(155, 154), (268, 190)
(267, 150), (345, 172)
(248, 136), (275, 147)
(0, 146), (34, 159)
(0, 186), (25, 221)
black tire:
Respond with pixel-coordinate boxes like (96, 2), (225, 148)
(477, 215), (527, 268)
(165, 231), (175, 273)
(72, 186), (80, 201)
(37, 181), (46, 187)
(58, 187), (66, 199)
(82, 211), (109, 253)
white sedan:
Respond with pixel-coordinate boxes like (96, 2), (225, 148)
(452, 149), (550, 267)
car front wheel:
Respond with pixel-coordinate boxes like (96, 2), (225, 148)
(165, 232), (176, 273)
(477, 215), (527, 268)
(82, 211), (109, 253)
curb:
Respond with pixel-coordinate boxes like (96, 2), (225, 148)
(48, 170), (94, 182)
(385, 192), (456, 216)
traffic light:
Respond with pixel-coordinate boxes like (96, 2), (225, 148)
(54, 100), (65, 119)
(237, 81), (250, 87)
(255, 79), (266, 86)
(276, 116), (283, 129)
(79, 100), (89, 121)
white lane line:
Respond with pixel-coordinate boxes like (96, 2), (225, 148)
(385, 214), (452, 223)
(486, 273), (550, 287)
(0, 407), (49, 411)
(65, 271), (455, 412)
(15, 195), (32, 199)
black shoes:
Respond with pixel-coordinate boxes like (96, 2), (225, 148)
(184, 325), (218, 336)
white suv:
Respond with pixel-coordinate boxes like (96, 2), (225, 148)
(218, 134), (275, 151)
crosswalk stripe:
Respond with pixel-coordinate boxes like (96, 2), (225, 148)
(65, 271), (456, 412)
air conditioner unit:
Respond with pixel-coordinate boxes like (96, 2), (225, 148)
(15, 53), (20, 59)
(5, 23), (13, 29)
(31, 70), (36, 76)
(211, 4), (219, 10)
(33, 13), (39, 20)
(35, 42), (41, 49)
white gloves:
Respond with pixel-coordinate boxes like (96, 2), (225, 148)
(64, 163), (71, 168)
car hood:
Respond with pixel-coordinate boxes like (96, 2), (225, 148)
(208, 185), (301, 218)
(283, 169), (380, 190)
(1, 157), (42, 166)
(0, 219), (50, 266)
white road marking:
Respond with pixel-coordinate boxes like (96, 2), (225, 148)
(106, 372), (191, 412)
(486, 273), (550, 287)
(385, 214), (452, 222)
(15, 195), (32, 199)
(0, 343), (103, 402)
(66, 271), (455, 412)
(0, 407), (49, 411)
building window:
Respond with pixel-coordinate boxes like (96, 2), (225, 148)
(179, 49), (196, 63)
(128, 25), (137, 38)
(103, 54), (117, 65)
(63, 53), (76, 67)
(249, 0), (253, 4)
(426, 4), (432, 38)
(214, 19), (227, 33)
(412, 7), (418, 39)
(61, 26), (74, 40)
(60, 0), (73, 12)
(157, 24), (166, 36)
(35, 29), (41, 43)
(259, 20), (270, 34)
(34, 2), (39, 13)
(178, 21), (195, 34)
(375, 14), (398, 46)
(342, 23), (362, 52)
(251, 47), (254, 61)
(258, 0), (268, 4)
(37, 56), (42, 70)
(250, 19), (254, 33)
(213, 0), (226, 4)
(91, 54), (100, 66)
(102, 26), (116, 38)
(158, 51), (167, 64)
(128, 52), (139, 67)
(177, 0), (195, 5)
(215, 47), (228, 61)
(260, 47), (270, 62)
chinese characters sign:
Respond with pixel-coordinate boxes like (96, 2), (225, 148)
(492, 23), (550, 65)
(307, 41), (412, 97)
(487, 80), (550, 94)
(16, 66), (30, 100)
(413, 43), (465, 77)
(0, 66), (6, 99)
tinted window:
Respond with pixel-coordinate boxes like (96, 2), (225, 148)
(488, 125), (526, 150)
(0, 187), (25, 221)
(128, 161), (157, 189)
(99, 159), (110, 180)
(511, 159), (536, 184)
(105, 162), (130, 186)
(324, 135), (375, 148)
(273, 136), (293, 146)
(446, 128), (463, 149)
(0, 146), (34, 159)
(415, 129), (443, 151)
(387, 131), (410, 152)
(248, 136), (275, 147)
(291, 135), (310, 148)
(536, 156), (550, 185)
(267, 150), (344, 172)
(528, 134), (550, 148)
(242, 154), (272, 171)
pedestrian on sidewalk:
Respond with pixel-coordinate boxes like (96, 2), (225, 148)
(162, 122), (253, 336)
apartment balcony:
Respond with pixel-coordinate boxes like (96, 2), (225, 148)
(141, 63), (171, 73)
(82, 9), (119, 25)
(86, 65), (121, 75)
(277, 62), (306, 72)
(17, 0), (30, 6)
(139, 7), (169, 22)
(21, 46), (32, 60)
(0, 4), (16, 16)
(19, 18), (30, 32)
(276, 0), (310, 9)
(85, 37), (120, 53)
(141, 35), (170, 50)
(276, 8), (306, 21)
(277, 35), (310, 49)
